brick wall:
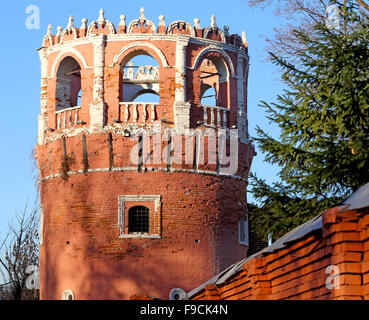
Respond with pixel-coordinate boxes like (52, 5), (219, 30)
(189, 204), (369, 300)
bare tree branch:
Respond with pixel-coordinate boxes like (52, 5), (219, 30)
(0, 199), (39, 300)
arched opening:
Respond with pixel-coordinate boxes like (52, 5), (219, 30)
(56, 56), (81, 111)
(196, 57), (230, 128)
(200, 85), (217, 106)
(128, 206), (150, 234)
(121, 54), (160, 102)
(132, 89), (160, 103)
(77, 90), (83, 107)
(199, 58), (228, 108)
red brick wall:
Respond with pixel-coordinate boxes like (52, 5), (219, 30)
(190, 206), (369, 300)
(37, 131), (250, 300)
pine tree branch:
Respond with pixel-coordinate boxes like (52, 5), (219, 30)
(356, 0), (369, 11)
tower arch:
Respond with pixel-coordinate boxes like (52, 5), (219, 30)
(55, 56), (82, 111)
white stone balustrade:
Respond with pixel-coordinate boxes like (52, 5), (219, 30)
(120, 102), (158, 123)
(55, 106), (81, 129)
(123, 64), (159, 82)
(201, 105), (229, 128)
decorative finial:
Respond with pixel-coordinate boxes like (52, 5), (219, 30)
(242, 31), (248, 47)
(119, 14), (126, 26)
(139, 7), (146, 20)
(81, 18), (88, 29)
(57, 26), (63, 36)
(210, 15), (217, 28)
(158, 15), (165, 26)
(97, 8), (105, 24)
(67, 16), (74, 29)
(47, 24), (52, 35)
(223, 25), (230, 36)
(194, 18), (201, 29)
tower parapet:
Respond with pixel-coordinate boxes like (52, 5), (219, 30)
(36, 8), (255, 300)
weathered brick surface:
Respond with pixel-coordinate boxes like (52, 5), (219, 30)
(189, 207), (369, 300)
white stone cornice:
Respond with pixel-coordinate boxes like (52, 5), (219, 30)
(44, 32), (247, 57)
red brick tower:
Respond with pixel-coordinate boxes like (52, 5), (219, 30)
(36, 8), (255, 300)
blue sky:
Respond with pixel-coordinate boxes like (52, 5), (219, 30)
(0, 0), (285, 238)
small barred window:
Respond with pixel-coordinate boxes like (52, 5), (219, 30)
(128, 206), (150, 233)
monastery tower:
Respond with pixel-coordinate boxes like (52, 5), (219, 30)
(36, 8), (255, 300)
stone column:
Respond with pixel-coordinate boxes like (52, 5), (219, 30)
(90, 34), (106, 131)
(237, 52), (248, 144)
(38, 47), (48, 145)
(174, 37), (191, 133)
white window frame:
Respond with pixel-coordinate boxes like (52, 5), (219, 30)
(118, 195), (161, 239)
(238, 217), (249, 246)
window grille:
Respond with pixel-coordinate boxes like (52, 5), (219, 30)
(128, 206), (149, 233)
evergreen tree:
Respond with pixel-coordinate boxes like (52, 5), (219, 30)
(250, 1), (369, 242)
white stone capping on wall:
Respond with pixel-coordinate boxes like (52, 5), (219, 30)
(39, 166), (249, 183)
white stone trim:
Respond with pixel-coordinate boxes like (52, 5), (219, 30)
(127, 7), (156, 34)
(167, 20), (195, 37)
(42, 34), (54, 47)
(49, 47), (90, 79)
(238, 218), (249, 246)
(86, 9), (116, 36)
(60, 23), (78, 43)
(86, 20), (116, 36)
(110, 41), (169, 68)
(45, 33), (246, 57)
(175, 38), (188, 103)
(191, 47), (236, 79)
(61, 290), (75, 300)
(203, 27), (226, 43)
(39, 166), (248, 183)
